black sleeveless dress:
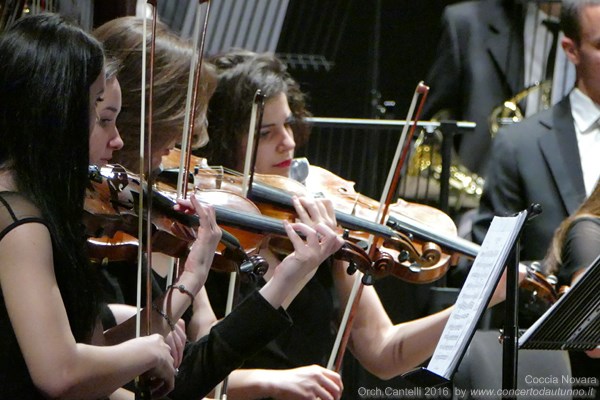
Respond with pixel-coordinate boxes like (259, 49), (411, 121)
(0, 192), (51, 399)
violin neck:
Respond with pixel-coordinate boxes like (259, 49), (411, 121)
(386, 215), (480, 258)
(213, 205), (289, 237)
(150, 183), (289, 238)
(249, 180), (397, 239)
(250, 178), (481, 259)
(144, 185), (247, 251)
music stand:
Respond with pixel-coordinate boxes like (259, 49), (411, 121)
(402, 208), (534, 392)
(518, 253), (600, 352)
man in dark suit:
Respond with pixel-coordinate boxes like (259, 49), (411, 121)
(422, 0), (525, 177)
(471, 97), (586, 261)
(472, 0), (600, 262)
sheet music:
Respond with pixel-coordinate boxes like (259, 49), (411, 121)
(427, 212), (528, 378)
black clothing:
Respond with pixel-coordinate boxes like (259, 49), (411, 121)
(99, 261), (293, 400)
(0, 192), (52, 399)
(205, 260), (338, 370)
(171, 291), (292, 399)
(422, 0), (525, 176)
(472, 98), (586, 262)
(558, 217), (600, 399)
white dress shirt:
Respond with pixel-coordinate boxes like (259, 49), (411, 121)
(570, 88), (600, 196)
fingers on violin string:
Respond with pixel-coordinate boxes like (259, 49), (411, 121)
(191, 199), (217, 232)
(300, 196), (325, 222)
(205, 205), (220, 232)
(190, 194), (203, 213)
(313, 223), (344, 252)
(290, 222), (320, 247)
(312, 222), (334, 241)
(321, 197), (335, 216)
(283, 220), (305, 249)
(319, 198), (337, 225)
(284, 220), (317, 248)
(175, 198), (195, 215)
(292, 195), (311, 223)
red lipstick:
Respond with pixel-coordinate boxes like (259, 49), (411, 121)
(274, 159), (292, 168)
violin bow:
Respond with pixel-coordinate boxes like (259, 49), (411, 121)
(177, 0), (211, 201)
(241, 90), (266, 198)
(135, 2), (158, 398)
(167, 0), (212, 288)
(214, 89), (266, 400)
(327, 81), (430, 372)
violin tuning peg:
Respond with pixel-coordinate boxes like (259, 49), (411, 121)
(342, 229), (350, 240)
(346, 262), (357, 275)
(398, 250), (410, 263)
(529, 261), (542, 272)
(356, 240), (369, 251)
(239, 262), (254, 275)
(546, 275), (558, 286)
(240, 255), (269, 278)
(252, 255), (269, 277)
(361, 272), (374, 286)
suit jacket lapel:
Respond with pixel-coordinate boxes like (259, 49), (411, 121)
(485, 0), (524, 94)
(539, 98), (587, 214)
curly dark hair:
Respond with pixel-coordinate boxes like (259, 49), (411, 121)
(196, 51), (311, 169)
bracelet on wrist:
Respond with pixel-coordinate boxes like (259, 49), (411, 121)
(167, 283), (196, 304)
(152, 303), (175, 331)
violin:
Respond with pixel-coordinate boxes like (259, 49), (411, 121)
(84, 164), (268, 277)
(305, 165), (458, 283)
(85, 164), (377, 279)
(160, 155), (458, 284)
(518, 262), (567, 327)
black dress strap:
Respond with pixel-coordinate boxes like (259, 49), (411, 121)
(0, 192), (47, 241)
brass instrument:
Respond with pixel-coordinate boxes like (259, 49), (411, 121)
(405, 79), (553, 211)
(488, 80), (552, 137)
(405, 128), (484, 211)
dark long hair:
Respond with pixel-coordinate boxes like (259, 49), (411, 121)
(0, 13), (104, 341)
(198, 51), (311, 169)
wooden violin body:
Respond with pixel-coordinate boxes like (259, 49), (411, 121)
(306, 165), (457, 283)
(87, 164), (374, 278)
(166, 157), (460, 284)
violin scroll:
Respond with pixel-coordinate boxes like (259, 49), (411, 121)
(519, 262), (559, 327)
